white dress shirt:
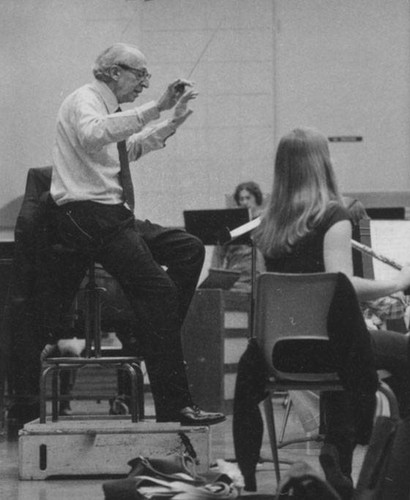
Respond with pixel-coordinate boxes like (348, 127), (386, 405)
(51, 80), (176, 207)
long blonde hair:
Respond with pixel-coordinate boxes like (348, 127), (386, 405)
(256, 127), (343, 257)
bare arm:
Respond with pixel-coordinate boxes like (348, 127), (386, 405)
(323, 220), (410, 301)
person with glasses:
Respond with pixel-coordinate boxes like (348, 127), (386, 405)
(9, 42), (226, 428)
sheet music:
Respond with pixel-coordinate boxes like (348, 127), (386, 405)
(370, 220), (410, 280)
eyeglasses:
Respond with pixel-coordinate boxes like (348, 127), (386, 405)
(116, 63), (151, 81)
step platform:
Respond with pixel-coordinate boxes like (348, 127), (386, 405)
(19, 418), (210, 480)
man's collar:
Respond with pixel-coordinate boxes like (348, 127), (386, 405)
(92, 80), (119, 113)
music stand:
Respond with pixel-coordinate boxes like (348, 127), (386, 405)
(183, 208), (257, 338)
(183, 208), (251, 245)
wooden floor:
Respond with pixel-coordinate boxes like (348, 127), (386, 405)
(0, 394), (367, 500)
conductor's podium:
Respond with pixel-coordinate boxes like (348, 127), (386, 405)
(182, 289), (250, 414)
(19, 420), (210, 480)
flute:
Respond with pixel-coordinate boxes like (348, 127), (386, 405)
(351, 239), (402, 271)
(229, 216), (403, 271)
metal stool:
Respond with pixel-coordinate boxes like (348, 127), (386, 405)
(39, 256), (145, 423)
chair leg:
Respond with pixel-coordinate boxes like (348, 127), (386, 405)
(279, 397), (293, 444)
(263, 392), (281, 485)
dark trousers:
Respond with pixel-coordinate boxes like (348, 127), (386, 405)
(322, 329), (410, 476)
(14, 199), (204, 419)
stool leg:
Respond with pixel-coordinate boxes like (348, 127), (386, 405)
(84, 287), (92, 358)
(40, 366), (53, 423)
(52, 368), (60, 422)
(0, 365), (5, 431)
(115, 361), (145, 421)
(133, 361), (145, 421)
(121, 364), (138, 422)
(90, 287), (103, 358)
(84, 262), (104, 358)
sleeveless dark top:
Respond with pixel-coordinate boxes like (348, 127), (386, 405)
(264, 204), (352, 273)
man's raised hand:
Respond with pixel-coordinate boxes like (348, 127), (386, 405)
(170, 89), (198, 127)
(157, 79), (194, 112)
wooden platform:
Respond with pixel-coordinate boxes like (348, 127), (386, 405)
(19, 419), (210, 480)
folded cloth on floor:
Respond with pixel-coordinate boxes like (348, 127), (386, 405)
(126, 475), (237, 499)
(127, 455), (202, 483)
(102, 455), (240, 500)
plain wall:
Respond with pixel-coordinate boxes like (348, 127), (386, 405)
(274, 0), (410, 194)
(1, 0), (410, 234)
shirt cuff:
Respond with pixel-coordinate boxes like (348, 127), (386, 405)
(166, 119), (177, 135)
(155, 120), (177, 142)
(136, 101), (161, 125)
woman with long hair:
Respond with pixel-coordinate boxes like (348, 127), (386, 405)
(258, 127), (410, 299)
(252, 127), (410, 498)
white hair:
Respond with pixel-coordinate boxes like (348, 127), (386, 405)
(92, 43), (146, 82)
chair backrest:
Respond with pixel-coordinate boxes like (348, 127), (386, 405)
(254, 272), (339, 380)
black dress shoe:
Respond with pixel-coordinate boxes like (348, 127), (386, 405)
(158, 405), (226, 426)
(179, 405), (226, 426)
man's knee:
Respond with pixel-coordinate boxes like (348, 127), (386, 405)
(187, 234), (205, 265)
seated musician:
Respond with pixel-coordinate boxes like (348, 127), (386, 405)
(234, 127), (410, 499)
(343, 195), (409, 331)
(211, 181), (266, 292)
(289, 196), (410, 450)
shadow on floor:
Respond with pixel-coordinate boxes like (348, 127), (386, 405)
(241, 495), (275, 499)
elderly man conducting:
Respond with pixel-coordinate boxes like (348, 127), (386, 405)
(13, 42), (225, 427)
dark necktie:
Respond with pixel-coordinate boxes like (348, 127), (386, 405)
(116, 107), (135, 211)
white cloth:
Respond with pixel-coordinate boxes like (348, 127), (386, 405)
(51, 80), (176, 207)
(289, 390), (320, 434)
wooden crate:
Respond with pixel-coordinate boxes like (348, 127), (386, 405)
(19, 419), (210, 480)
